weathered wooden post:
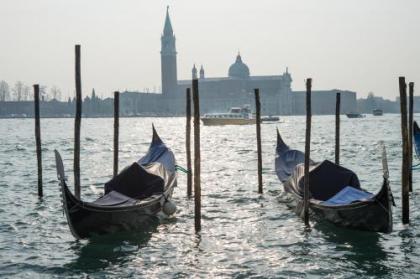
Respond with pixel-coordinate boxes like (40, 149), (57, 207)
(74, 44), (82, 199)
(192, 78), (201, 232)
(304, 78), (312, 227)
(399, 76), (409, 224)
(335, 92), (341, 165)
(186, 88), (192, 198)
(33, 84), (43, 197)
(254, 88), (263, 194)
(113, 91), (120, 177)
(408, 82), (414, 192)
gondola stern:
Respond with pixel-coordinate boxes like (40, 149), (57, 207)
(59, 179), (84, 239)
(54, 150), (75, 201)
(276, 128), (289, 154)
(383, 178), (394, 233)
(370, 177), (394, 233)
(151, 124), (164, 145)
(55, 150), (84, 239)
(54, 150), (66, 182)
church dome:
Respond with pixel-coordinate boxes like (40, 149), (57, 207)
(228, 54), (250, 79)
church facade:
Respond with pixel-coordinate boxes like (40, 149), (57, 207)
(120, 8), (356, 116)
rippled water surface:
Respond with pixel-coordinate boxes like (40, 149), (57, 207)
(1, 115), (420, 278)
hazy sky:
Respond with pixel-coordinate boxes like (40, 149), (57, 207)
(0, 0), (419, 100)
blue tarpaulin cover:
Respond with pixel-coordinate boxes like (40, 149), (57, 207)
(321, 186), (374, 206)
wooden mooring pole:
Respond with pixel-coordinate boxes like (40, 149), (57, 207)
(399, 76), (409, 224)
(335, 92), (341, 165)
(34, 84), (43, 197)
(192, 79), (201, 232)
(74, 45), (82, 199)
(254, 88), (263, 194)
(408, 82), (414, 192)
(113, 91), (120, 177)
(186, 88), (192, 198)
(304, 78), (312, 227)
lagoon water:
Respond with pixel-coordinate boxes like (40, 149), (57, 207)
(0, 115), (419, 278)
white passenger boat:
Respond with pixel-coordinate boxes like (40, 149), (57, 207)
(201, 105), (256, 126)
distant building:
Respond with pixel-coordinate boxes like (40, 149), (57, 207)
(393, 96), (420, 113)
(120, 8), (358, 116)
(358, 94), (399, 114)
(292, 90), (357, 115)
(0, 8), (360, 118)
(121, 8), (293, 115)
(176, 59), (293, 115)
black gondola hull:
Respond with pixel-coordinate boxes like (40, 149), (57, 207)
(61, 182), (174, 239)
(283, 180), (392, 233)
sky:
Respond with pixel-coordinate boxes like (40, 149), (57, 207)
(0, 0), (419, 100)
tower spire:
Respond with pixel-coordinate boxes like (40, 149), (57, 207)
(163, 6), (173, 36)
(161, 6), (178, 96)
(192, 64), (198, 79)
(200, 65), (205, 79)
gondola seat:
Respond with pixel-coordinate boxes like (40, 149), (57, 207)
(293, 160), (361, 201)
(104, 162), (165, 200)
(321, 186), (374, 206)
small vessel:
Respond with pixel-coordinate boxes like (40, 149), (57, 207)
(201, 105), (256, 126)
(373, 109), (383, 116)
(275, 129), (393, 233)
(346, 113), (365, 118)
(261, 115), (280, 122)
(54, 126), (177, 239)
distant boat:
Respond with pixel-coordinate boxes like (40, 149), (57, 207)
(261, 115), (280, 122)
(373, 109), (383, 116)
(346, 113), (365, 118)
(201, 105), (256, 126)
(54, 127), (177, 239)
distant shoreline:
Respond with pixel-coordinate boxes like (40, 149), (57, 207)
(0, 114), (184, 119)
(0, 113), (402, 120)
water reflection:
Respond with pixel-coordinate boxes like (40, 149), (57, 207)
(67, 221), (158, 272)
(314, 221), (389, 277)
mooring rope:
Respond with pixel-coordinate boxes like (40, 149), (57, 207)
(175, 165), (191, 174)
(411, 162), (420, 168)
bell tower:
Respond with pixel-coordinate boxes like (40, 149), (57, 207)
(161, 6), (178, 96)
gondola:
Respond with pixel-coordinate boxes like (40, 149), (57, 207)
(413, 121), (420, 159)
(275, 129), (393, 233)
(54, 126), (177, 239)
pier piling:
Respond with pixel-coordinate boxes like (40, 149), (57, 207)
(254, 89), (263, 194)
(408, 82), (414, 192)
(74, 45), (82, 199)
(335, 92), (341, 165)
(399, 76), (409, 224)
(113, 91), (119, 177)
(192, 79), (201, 232)
(33, 84), (43, 197)
(186, 88), (192, 198)
(304, 78), (312, 227)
